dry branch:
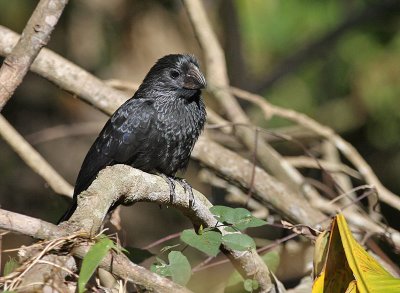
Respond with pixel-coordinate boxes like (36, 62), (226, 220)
(0, 26), (397, 246)
(64, 164), (280, 292)
(230, 87), (400, 211)
(0, 115), (73, 197)
(0, 0), (68, 111)
(0, 26), (130, 115)
(1, 164), (282, 292)
(193, 136), (325, 226)
(183, 0), (325, 206)
(0, 209), (192, 293)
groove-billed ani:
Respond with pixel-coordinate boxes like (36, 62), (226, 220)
(59, 54), (207, 222)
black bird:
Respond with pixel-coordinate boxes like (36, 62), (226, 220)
(59, 54), (207, 222)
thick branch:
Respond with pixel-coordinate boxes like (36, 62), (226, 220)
(192, 136), (400, 247)
(0, 208), (191, 293)
(0, 26), (130, 115)
(0, 0), (68, 111)
(192, 136), (325, 226)
(63, 164), (279, 292)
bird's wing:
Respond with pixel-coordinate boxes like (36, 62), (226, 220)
(73, 98), (156, 196)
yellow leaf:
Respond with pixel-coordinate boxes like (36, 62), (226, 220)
(337, 214), (400, 293)
(345, 280), (358, 293)
(313, 230), (330, 279)
(312, 216), (354, 293)
(312, 271), (325, 293)
(312, 214), (400, 293)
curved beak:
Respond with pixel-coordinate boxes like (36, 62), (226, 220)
(183, 63), (207, 90)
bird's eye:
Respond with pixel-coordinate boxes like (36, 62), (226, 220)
(170, 70), (180, 79)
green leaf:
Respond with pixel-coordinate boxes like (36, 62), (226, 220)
(222, 234), (256, 251)
(210, 206), (235, 222)
(224, 226), (237, 233)
(210, 206), (267, 230)
(244, 279), (259, 292)
(78, 237), (116, 293)
(168, 251), (192, 285)
(4, 257), (18, 275)
(180, 229), (222, 256)
(151, 261), (171, 277)
(230, 208), (267, 230)
(151, 251), (192, 286)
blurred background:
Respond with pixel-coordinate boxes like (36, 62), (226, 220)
(0, 0), (399, 290)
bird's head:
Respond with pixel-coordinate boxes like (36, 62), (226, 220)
(139, 54), (206, 100)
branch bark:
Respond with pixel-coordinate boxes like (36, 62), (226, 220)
(64, 164), (281, 292)
(1, 164), (282, 292)
(192, 136), (325, 226)
(0, 26), (130, 116)
(0, 209), (192, 293)
(0, 0), (68, 111)
(230, 87), (400, 212)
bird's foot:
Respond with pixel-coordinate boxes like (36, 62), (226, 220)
(160, 175), (195, 208)
(176, 178), (195, 208)
(161, 174), (177, 204)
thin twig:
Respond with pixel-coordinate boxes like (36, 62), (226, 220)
(26, 122), (101, 145)
(230, 86), (400, 211)
(0, 115), (73, 197)
(143, 232), (181, 250)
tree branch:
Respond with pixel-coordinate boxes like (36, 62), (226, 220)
(0, 209), (192, 293)
(192, 136), (325, 226)
(1, 164), (282, 292)
(65, 164), (281, 292)
(0, 26), (130, 116)
(183, 0), (326, 208)
(230, 87), (400, 212)
(0, 115), (73, 197)
(0, 0), (69, 111)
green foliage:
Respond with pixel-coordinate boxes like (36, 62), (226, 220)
(78, 236), (118, 293)
(222, 234), (255, 251)
(181, 229), (222, 257)
(180, 206), (265, 257)
(3, 257), (19, 276)
(151, 251), (191, 286)
(210, 206), (267, 230)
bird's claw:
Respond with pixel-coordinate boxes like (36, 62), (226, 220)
(160, 175), (195, 207)
(176, 178), (195, 208)
(161, 174), (177, 203)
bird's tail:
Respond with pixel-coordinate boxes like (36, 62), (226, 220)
(57, 199), (77, 224)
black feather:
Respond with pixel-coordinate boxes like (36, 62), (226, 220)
(58, 54), (207, 222)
